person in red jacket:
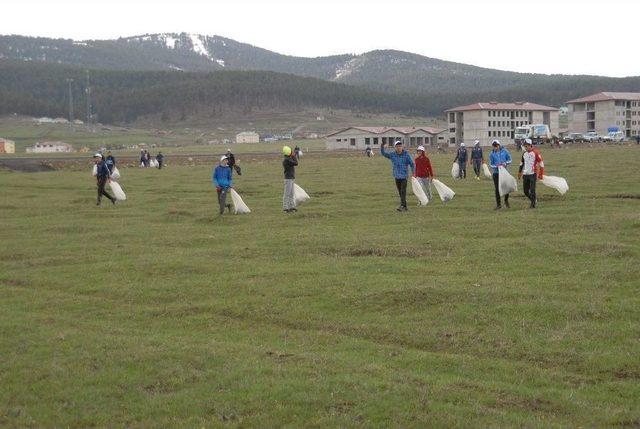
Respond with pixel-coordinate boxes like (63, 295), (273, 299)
(518, 139), (544, 208)
(414, 145), (434, 201)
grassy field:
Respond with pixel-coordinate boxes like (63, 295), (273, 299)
(1, 145), (639, 427)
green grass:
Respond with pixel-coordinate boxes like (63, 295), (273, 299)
(1, 146), (639, 427)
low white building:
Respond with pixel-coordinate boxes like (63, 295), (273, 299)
(0, 138), (16, 154)
(235, 131), (260, 144)
(26, 141), (73, 153)
(326, 126), (447, 150)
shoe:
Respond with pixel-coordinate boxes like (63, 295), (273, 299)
(396, 206), (404, 212)
(505, 201), (510, 209)
(476, 176), (480, 181)
(291, 208), (297, 212)
(494, 206), (501, 210)
(402, 206), (408, 211)
(96, 201), (101, 206)
(111, 199), (117, 205)
(226, 204), (232, 213)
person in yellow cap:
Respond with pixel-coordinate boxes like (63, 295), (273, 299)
(282, 146), (298, 212)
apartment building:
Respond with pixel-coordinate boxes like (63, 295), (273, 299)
(326, 126), (446, 150)
(446, 102), (559, 146)
(566, 92), (640, 138)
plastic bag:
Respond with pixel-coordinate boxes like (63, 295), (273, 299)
(109, 181), (126, 201)
(293, 184), (310, 205)
(411, 177), (429, 206)
(432, 179), (455, 203)
(498, 166), (517, 196)
(110, 167), (120, 180)
(140, 162), (145, 168)
(92, 164), (97, 176)
(541, 175), (569, 195)
(451, 162), (460, 178)
(482, 163), (491, 178)
(230, 189), (251, 214)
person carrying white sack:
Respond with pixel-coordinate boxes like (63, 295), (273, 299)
(489, 140), (513, 209)
(413, 145), (434, 202)
(518, 139), (544, 209)
(93, 153), (116, 206)
(282, 146), (299, 213)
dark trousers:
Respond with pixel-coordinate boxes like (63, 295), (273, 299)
(158, 160), (163, 169)
(492, 173), (509, 206)
(472, 159), (482, 176)
(97, 178), (114, 204)
(523, 174), (537, 206)
(395, 178), (407, 207)
(217, 187), (229, 214)
(458, 161), (467, 178)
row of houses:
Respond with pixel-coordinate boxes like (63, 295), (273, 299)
(326, 91), (640, 149)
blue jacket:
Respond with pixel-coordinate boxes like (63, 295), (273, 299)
(380, 146), (415, 179)
(213, 165), (232, 188)
(454, 147), (468, 163)
(488, 148), (512, 174)
(471, 147), (483, 160)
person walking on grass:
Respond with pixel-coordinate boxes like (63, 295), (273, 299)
(105, 151), (116, 174)
(518, 139), (544, 209)
(381, 140), (415, 212)
(470, 140), (484, 180)
(213, 155), (233, 215)
(94, 153), (116, 206)
(156, 152), (164, 169)
(489, 140), (513, 210)
(454, 142), (468, 179)
(282, 146), (298, 213)
(414, 145), (434, 202)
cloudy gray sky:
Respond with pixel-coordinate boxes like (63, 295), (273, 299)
(4, 0), (639, 77)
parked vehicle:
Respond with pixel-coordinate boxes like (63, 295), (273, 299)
(602, 131), (625, 142)
(515, 124), (552, 144)
(562, 133), (584, 143)
(582, 132), (602, 142)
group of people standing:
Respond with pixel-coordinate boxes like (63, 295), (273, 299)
(139, 149), (164, 169)
(379, 138), (545, 211)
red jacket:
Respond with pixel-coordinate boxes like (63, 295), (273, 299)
(414, 154), (434, 178)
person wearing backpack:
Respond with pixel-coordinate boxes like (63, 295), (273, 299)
(282, 146), (299, 213)
(414, 145), (434, 202)
(381, 140), (415, 212)
(489, 140), (513, 209)
(470, 140), (484, 180)
(518, 139), (544, 209)
(453, 142), (468, 179)
(213, 155), (233, 215)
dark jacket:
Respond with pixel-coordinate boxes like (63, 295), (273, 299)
(283, 155), (298, 179)
(96, 161), (111, 180)
(105, 155), (116, 172)
(227, 153), (236, 167)
(156, 153), (164, 162)
(471, 147), (483, 160)
(454, 147), (468, 163)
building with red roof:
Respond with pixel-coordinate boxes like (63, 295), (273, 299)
(325, 126), (447, 151)
(565, 92), (640, 138)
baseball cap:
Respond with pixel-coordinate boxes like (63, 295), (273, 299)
(220, 155), (228, 162)
(460, 142), (466, 147)
(417, 145), (425, 152)
(524, 138), (533, 145)
(394, 140), (402, 146)
(93, 153), (102, 158)
(491, 140), (501, 147)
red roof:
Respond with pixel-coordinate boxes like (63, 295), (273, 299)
(565, 92), (640, 103)
(446, 102), (558, 112)
(326, 126), (446, 137)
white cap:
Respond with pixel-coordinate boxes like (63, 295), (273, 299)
(474, 140), (480, 145)
(417, 145), (425, 152)
(524, 138), (533, 145)
(220, 155), (228, 162)
(460, 142), (466, 147)
(93, 153), (102, 157)
(394, 140), (403, 146)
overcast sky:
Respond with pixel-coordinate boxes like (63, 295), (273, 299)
(4, 0), (639, 77)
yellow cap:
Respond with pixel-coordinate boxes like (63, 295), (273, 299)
(282, 146), (292, 156)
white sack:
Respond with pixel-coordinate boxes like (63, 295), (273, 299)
(482, 163), (491, 178)
(110, 167), (120, 180)
(152, 159), (159, 168)
(92, 164), (97, 176)
(109, 181), (126, 201)
(293, 184), (310, 205)
(411, 176), (429, 206)
(432, 179), (455, 203)
(498, 166), (517, 196)
(140, 162), (145, 168)
(230, 189), (251, 214)
(541, 175), (569, 195)
(451, 162), (460, 178)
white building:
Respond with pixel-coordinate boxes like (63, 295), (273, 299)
(326, 126), (447, 150)
(235, 131), (260, 144)
(566, 92), (640, 138)
(0, 138), (16, 154)
(446, 102), (559, 146)
(26, 141), (73, 153)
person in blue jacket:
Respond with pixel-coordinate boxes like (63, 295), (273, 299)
(489, 140), (513, 209)
(381, 140), (415, 212)
(453, 142), (468, 178)
(213, 155), (233, 215)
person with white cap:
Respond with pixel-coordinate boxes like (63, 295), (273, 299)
(213, 155), (233, 215)
(93, 153), (116, 206)
(518, 138), (544, 209)
(282, 146), (298, 213)
(380, 139), (415, 211)
(453, 142), (468, 179)
(470, 140), (484, 180)
(488, 140), (513, 209)
(414, 145), (434, 201)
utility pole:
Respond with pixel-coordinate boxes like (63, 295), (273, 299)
(85, 70), (92, 131)
(66, 78), (74, 131)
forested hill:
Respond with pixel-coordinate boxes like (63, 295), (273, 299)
(2, 33), (639, 99)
